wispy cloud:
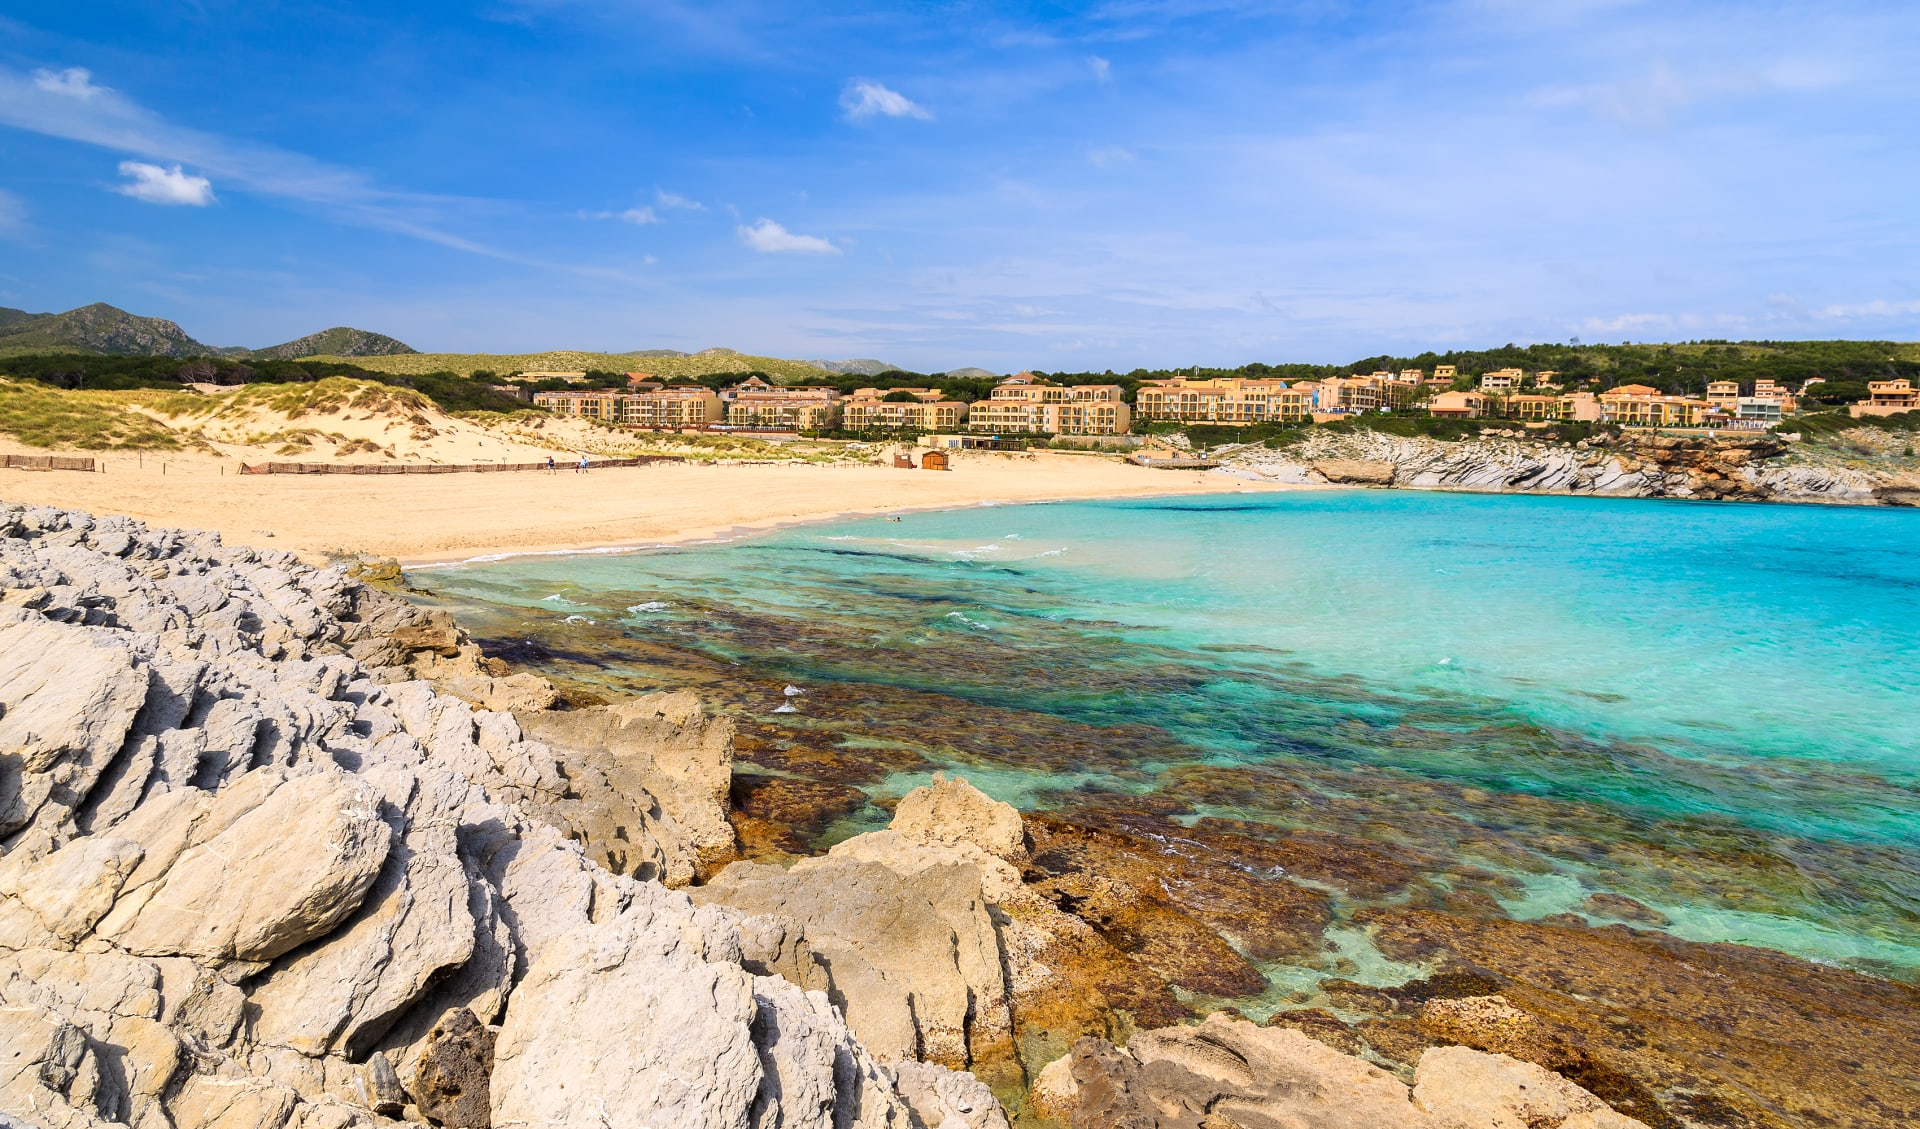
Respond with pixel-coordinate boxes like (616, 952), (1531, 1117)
(1088, 56), (1112, 83)
(1531, 57), (1848, 126)
(655, 189), (705, 211)
(0, 64), (503, 257)
(116, 161), (215, 206)
(1814, 298), (1920, 320)
(839, 80), (931, 121)
(32, 66), (103, 100)
(0, 187), (26, 239)
(738, 218), (839, 254)
(582, 205), (658, 224)
(1088, 146), (1134, 168)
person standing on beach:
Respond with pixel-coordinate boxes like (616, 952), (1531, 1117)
(546, 455), (555, 474)
(577, 453), (589, 474)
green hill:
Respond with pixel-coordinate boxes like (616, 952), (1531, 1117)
(321, 349), (833, 383)
(250, 327), (416, 360)
(0, 303), (227, 359)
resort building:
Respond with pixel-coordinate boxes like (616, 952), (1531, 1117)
(841, 388), (970, 432)
(725, 384), (842, 430)
(1852, 379), (1920, 418)
(1478, 368), (1523, 392)
(1497, 394), (1567, 421)
(1428, 390), (1487, 419)
(1707, 381), (1740, 408)
(622, 386), (723, 428)
(1431, 364), (1459, 386)
(1315, 373), (1419, 414)
(521, 371), (589, 383)
(533, 386), (723, 427)
(1598, 385), (1712, 427)
(967, 374), (1131, 435)
(1134, 376), (1312, 424)
(1735, 398), (1784, 425)
(532, 389), (626, 421)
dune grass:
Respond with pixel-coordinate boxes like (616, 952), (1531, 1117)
(0, 379), (192, 449)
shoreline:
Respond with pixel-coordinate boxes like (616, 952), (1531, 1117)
(0, 448), (1299, 565)
(396, 484), (1303, 568)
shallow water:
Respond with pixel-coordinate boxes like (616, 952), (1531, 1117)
(421, 489), (1920, 978)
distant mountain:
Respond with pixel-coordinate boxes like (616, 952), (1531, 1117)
(807, 358), (899, 377)
(249, 327), (416, 360)
(941, 367), (1000, 379)
(0, 302), (224, 358)
(621, 349), (689, 358)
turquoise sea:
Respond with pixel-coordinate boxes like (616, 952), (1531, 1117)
(421, 490), (1920, 980)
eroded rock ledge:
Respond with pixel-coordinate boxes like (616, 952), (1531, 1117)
(1, 502), (1662, 1129)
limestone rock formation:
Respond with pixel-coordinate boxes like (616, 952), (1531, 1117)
(0, 502), (1010, 1129)
(696, 775), (1024, 1085)
(1043, 1011), (1649, 1129)
(515, 691), (738, 884)
(1223, 428), (1893, 504)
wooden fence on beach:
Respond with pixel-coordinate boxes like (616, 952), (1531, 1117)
(237, 455), (685, 475)
(4, 454), (96, 472)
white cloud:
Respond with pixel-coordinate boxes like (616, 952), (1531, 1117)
(656, 189), (705, 211)
(1088, 56), (1112, 83)
(115, 160), (216, 206)
(581, 205), (661, 224)
(1814, 298), (1920, 320)
(32, 66), (102, 100)
(839, 80), (931, 121)
(738, 218), (839, 254)
(1088, 146), (1134, 168)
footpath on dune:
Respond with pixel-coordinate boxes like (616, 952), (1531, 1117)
(2, 501), (1917, 1129)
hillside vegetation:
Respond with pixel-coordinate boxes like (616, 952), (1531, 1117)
(325, 349), (832, 383)
(1041, 339), (1920, 404)
(249, 327), (416, 360)
(0, 303), (221, 359)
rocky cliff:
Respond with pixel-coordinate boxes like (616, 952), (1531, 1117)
(1223, 428), (1917, 505)
(0, 502), (1706, 1129)
(0, 503), (996, 1129)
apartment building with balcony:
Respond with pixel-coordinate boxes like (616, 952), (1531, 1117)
(532, 389), (626, 421)
(725, 384), (843, 430)
(1852, 378), (1920, 418)
(533, 386), (723, 427)
(841, 387), (970, 432)
(1134, 376), (1312, 424)
(1598, 384), (1712, 427)
(967, 374), (1131, 435)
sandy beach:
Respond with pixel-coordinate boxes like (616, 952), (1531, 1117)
(0, 447), (1285, 563)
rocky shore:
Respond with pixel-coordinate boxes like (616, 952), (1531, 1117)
(4, 501), (1918, 1128)
(1222, 428), (1920, 504)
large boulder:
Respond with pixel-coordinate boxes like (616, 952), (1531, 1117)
(697, 857), (1009, 1072)
(515, 691), (738, 879)
(1414, 1045), (1650, 1129)
(91, 768), (390, 962)
(0, 612), (151, 842)
(488, 893), (764, 1129)
(1040, 1012), (1649, 1129)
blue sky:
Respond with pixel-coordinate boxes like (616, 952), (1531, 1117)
(0, 1), (1916, 372)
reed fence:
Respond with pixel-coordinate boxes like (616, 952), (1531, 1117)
(4, 454), (97, 472)
(237, 456), (684, 475)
